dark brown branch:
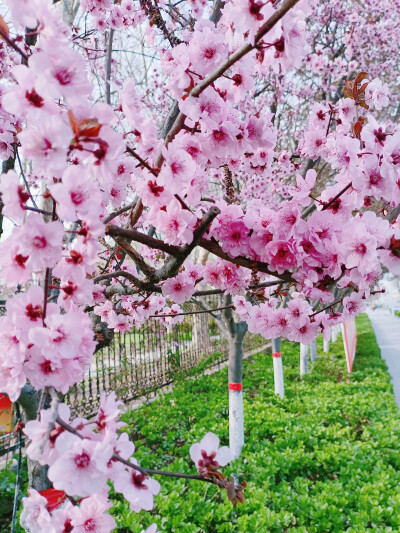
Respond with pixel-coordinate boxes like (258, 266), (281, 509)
(309, 297), (343, 318)
(25, 206), (54, 216)
(126, 146), (158, 177)
(321, 182), (352, 211)
(199, 238), (294, 283)
(130, 200), (144, 228)
(114, 238), (156, 278)
(106, 225), (180, 256)
(93, 270), (157, 292)
(192, 280), (284, 296)
(107, 224), (293, 282)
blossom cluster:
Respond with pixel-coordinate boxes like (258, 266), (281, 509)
(0, 0), (400, 528)
(20, 393), (231, 532)
(0, 0), (398, 403)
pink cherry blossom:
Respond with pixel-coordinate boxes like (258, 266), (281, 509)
(48, 433), (112, 497)
(113, 460), (161, 512)
(20, 489), (53, 533)
(70, 492), (116, 533)
(17, 214), (63, 270)
(162, 273), (196, 304)
(0, 170), (29, 224)
(265, 240), (297, 274)
(154, 199), (196, 246)
(51, 166), (103, 222)
(18, 117), (71, 177)
(190, 432), (233, 476)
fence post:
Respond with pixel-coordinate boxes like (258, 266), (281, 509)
(271, 338), (284, 398)
(310, 339), (317, 362)
(300, 343), (309, 376)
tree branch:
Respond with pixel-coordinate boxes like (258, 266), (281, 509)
(114, 237), (156, 278)
(93, 270), (158, 292)
(103, 201), (138, 224)
(55, 416), (225, 486)
(150, 305), (233, 318)
(106, 225), (180, 256)
(150, 206), (220, 283)
(198, 237), (294, 282)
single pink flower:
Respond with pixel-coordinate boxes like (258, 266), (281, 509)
(190, 432), (232, 476)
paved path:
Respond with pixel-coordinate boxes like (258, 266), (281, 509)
(367, 308), (400, 408)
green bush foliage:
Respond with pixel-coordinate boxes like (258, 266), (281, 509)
(0, 455), (27, 533)
(114, 314), (400, 532)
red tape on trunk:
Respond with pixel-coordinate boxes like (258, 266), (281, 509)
(228, 382), (243, 391)
(272, 351), (281, 358)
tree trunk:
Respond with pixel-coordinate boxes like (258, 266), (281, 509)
(300, 343), (309, 376)
(17, 385), (52, 491)
(310, 339), (317, 362)
(228, 327), (246, 459)
(220, 297), (247, 460)
(323, 337), (330, 352)
(271, 338), (284, 398)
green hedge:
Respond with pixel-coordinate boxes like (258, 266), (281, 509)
(114, 314), (400, 532)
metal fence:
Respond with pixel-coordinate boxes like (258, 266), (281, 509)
(67, 297), (232, 417)
(0, 297), (268, 457)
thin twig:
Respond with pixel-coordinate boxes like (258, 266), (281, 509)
(55, 417), (224, 487)
(150, 305), (233, 318)
(103, 202), (137, 224)
(25, 206), (54, 216)
(16, 152), (39, 210)
(126, 146), (158, 176)
(0, 28), (29, 62)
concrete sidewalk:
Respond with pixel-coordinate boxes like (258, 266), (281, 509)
(367, 308), (400, 408)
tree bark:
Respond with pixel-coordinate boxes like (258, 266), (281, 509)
(17, 385), (51, 491)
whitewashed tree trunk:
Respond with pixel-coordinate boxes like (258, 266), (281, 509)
(229, 387), (244, 460)
(310, 339), (317, 362)
(227, 323), (247, 459)
(219, 296), (247, 460)
(300, 343), (309, 376)
(332, 325), (339, 342)
(271, 338), (284, 398)
(323, 337), (330, 352)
